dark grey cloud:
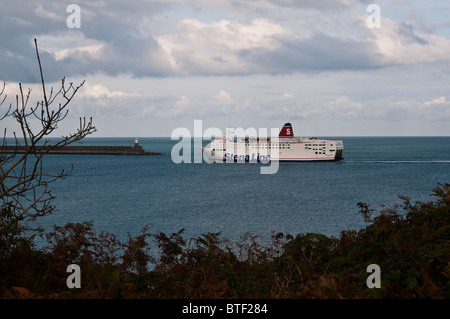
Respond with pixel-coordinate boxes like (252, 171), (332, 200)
(398, 22), (429, 45)
(1, 0), (449, 84)
(239, 33), (384, 74)
(0, 0), (173, 83)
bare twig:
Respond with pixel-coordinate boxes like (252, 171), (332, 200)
(0, 38), (96, 222)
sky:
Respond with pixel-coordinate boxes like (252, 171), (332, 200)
(1, 0), (450, 137)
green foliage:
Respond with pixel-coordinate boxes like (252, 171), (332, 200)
(0, 183), (449, 298)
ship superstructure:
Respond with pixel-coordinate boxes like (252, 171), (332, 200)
(202, 123), (343, 163)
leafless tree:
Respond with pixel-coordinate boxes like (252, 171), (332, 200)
(0, 39), (96, 224)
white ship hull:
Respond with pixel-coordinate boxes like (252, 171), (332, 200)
(202, 123), (343, 163)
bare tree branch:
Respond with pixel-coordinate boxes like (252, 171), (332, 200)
(0, 38), (97, 223)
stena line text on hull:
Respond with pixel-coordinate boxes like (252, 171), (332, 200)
(225, 153), (271, 163)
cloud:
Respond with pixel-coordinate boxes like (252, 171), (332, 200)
(2, 0), (450, 83)
(366, 17), (450, 66)
(217, 93), (450, 123)
(214, 90), (233, 104)
(154, 13), (450, 76)
(240, 33), (382, 73)
(79, 83), (138, 99)
(155, 17), (384, 76)
(56, 81), (143, 118)
(327, 95), (364, 119)
(156, 18), (288, 75)
(322, 95), (450, 122)
(419, 96), (450, 121)
(190, 0), (369, 13)
(1, 0), (449, 138)
(0, 0), (175, 82)
(34, 3), (64, 22)
(424, 96), (446, 106)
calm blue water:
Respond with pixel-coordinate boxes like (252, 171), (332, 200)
(30, 136), (450, 245)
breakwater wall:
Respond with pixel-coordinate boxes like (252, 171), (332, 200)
(0, 145), (163, 156)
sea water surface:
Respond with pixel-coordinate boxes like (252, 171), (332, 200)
(32, 136), (450, 244)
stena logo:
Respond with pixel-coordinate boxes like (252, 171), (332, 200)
(286, 128), (291, 135)
(225, 153), (271, 163)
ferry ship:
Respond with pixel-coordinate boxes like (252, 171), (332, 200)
(202, 123), (343, 163)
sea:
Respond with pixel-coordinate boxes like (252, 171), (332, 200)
(28, 136), (450, 246)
